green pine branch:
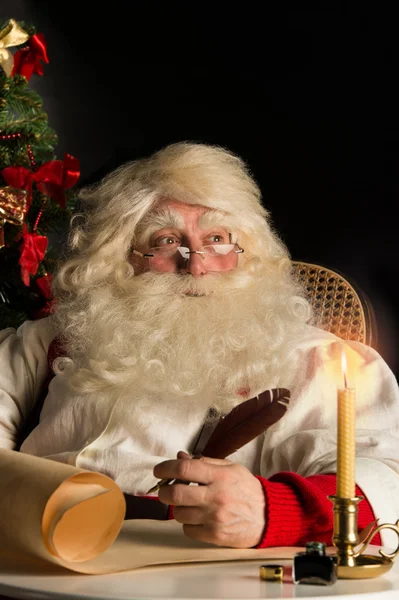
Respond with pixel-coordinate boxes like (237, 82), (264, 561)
(1, 76), (44, 116)
(0, 18), (80, 331)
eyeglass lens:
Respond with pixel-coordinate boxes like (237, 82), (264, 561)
(148, 244), (240, 272)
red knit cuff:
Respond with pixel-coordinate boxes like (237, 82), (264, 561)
(255, 475), (316, 548)
(255, 473), (381, 548)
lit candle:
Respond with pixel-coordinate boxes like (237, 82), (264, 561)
(336, 350), (356, 498)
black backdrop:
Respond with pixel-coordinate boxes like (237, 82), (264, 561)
(2, 2), (399, 378)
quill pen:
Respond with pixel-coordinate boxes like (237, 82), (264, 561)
(146, 387), (290, 494)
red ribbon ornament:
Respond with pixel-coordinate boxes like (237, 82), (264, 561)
(19, 225), (48, 286)
(36, 273), (52, 300)
(2, 153), (80, 208)
(34, 273), (55, 318)
(11, 33), (49, 80)
(35, 153), (80, 208)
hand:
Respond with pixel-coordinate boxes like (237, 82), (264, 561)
(153, 451), (266, 548)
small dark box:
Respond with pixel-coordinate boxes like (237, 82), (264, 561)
(293, 541), (337, 585)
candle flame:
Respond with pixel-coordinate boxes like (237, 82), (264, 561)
(341, 349), (348, 388)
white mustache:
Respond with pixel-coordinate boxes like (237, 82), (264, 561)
(131, 269), (254, 298)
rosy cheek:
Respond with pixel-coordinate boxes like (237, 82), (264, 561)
(148, 259), (178, 274)
(224, 253), (239, 270)
(157, 263), (177, 273)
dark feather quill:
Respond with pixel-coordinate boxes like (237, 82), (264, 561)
(146, 387), (290, 493)
(200, 388), (290, 459)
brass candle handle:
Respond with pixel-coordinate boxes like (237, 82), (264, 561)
(354, 519), (399, 561)
(328, 495), (399, 578)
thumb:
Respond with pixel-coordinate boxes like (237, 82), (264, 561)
(197, 455), (233, 466)
(177, 450), (232, 466)
(177, 450), (191, 459)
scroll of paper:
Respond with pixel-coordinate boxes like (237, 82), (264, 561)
(0, 449), (297, 574)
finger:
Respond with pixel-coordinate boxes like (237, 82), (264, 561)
(158, 481), (209, 507)
(154, 457), (220, 485)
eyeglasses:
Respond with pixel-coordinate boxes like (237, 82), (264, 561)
(132, 243), (244, 272)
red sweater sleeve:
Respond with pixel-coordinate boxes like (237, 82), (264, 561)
(256, 472), (381, 548)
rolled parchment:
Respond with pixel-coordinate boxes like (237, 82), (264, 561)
(0, 448), (125, 568)
(0, 449), (297, 574)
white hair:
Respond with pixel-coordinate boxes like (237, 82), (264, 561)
(52, 141), (312, 412)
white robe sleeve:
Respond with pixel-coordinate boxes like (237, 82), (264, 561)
(0, 317), (55, 449)
(261, 335), (399, 548)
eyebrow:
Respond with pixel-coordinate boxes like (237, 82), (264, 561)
(135, 208), (185, 244)
(198, 210), (236, 230)
(136, 207), (233, 246)
(146, 207), (185, 229)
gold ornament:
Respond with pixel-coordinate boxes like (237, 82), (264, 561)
(0, 19), (30, 77)
(0, 186), (28, 248)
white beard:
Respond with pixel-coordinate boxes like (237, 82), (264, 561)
(57, 265), (309, 414)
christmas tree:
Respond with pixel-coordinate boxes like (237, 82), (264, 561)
(0, 18), (80, 330)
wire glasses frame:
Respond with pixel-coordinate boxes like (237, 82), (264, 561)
(132, 243), (244, 260)
(131, 236), (244, 272)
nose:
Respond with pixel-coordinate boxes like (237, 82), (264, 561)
(180, 251), (207, 277)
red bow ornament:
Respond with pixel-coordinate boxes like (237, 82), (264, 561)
(19, 225), (48, 286)
(2, 153), (80, 208)
(34, 153), (80, 208)
(11, 32), (49, 80)
(36, 273), (53, 299)
(34, 273), (55, 318)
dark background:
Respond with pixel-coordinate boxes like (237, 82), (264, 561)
(2, 2), (399, 378)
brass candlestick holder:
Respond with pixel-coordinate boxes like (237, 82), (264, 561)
(328, 495), (399, 579)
